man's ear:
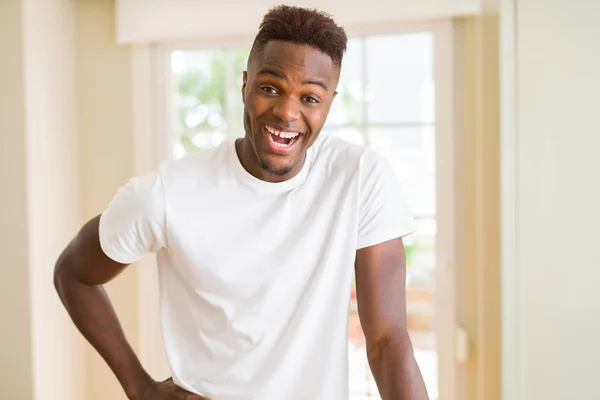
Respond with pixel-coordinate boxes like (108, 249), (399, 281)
(241, 71), (248, 104)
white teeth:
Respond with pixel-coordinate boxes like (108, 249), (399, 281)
(273, 141), (289, 148)
(265, 125), (300, 139)
(266, 127), (299, 148)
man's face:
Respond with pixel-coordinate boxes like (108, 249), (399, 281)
(242, 40), (339, 177)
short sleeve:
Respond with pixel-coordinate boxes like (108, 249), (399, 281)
(98, 169), (167, 264)
(357, 151), (417, 249)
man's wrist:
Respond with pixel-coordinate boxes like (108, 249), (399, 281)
(126, 374), (154, 400)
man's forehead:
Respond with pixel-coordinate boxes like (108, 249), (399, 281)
(250, 41), (338, 79)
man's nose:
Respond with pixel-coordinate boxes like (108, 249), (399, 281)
(272, 95), (301, 122)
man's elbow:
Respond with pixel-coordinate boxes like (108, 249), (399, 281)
(53, 254), (69, 295)
(366, 327), (413, 363)
(53, 245), (77, 296)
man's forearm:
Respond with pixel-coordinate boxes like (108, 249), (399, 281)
(54, 271), (152, 399)
(367, 332), (429, 400)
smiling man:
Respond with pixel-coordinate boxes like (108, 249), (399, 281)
(54, 5), (429, 400)
(238, 31), (339, 180)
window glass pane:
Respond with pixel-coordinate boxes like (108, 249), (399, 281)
(326, 38), (364, 128)
(232, 49), (250, 92)
(367, 126), (436, 218)
(171, 47), (249, 158)
(365, 32), (434, 124)
(172, 50), (227, 133)
(173, 130), (227, 159)
(405, 217), (438, 399)
(228, 48), (251, 138)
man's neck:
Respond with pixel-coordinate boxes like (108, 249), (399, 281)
(235, 138), (306, 183)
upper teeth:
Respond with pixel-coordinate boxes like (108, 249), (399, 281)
(265, 125), (300, 139)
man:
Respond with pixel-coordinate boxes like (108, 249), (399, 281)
(54, 5), (429, 400)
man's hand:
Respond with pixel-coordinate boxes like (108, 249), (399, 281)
(142, 378), (210, 400)
(55, 217), (210, 400)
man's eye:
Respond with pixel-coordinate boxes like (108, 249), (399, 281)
(261, 86), (278, 94)
(304, 96), (320, 104)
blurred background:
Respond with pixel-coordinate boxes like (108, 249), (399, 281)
(0, 0), (598, 399)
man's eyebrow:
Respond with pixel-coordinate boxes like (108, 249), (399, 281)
(257, 68), (286, 80)
(302, 79), (328, 91)
(257, 68), (328, 91)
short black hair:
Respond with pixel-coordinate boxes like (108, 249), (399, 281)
(249, 5), (348, 67)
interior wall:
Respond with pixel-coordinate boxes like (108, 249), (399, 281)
(503, 0), (600, 399)
(21, 0), (87, 398)
(0, 0), (87, 398)
(0, 1), (35, 396)
(76, 0), (138, 398)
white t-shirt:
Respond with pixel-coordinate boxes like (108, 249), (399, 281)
(99, 135), (416, 400)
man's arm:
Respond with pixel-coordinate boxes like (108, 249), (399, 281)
(54, 215), (205, 400)
(355, 237), (429, 400)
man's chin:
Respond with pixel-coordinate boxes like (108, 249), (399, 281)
(259, 159), (294, 177)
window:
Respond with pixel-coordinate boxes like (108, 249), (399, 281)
(170, 48), (250, 157)
(168, 31), (438, 400)
(326, 33), (438, 400)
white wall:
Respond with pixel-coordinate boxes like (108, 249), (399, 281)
(0, 2), (34, 396)
(22, 0), (87, 398)
(502, 1), (600, 399)
(116, 0), (485, 43)
(0, 0), (86, 398)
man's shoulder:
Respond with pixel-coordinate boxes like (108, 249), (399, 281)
(310, 135), (393, 190)
(314, 133), (366, 157)
(158, 140), (229, 182)
(312, 134), (375, 169)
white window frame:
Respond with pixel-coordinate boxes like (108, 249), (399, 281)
(131, 19), (459, 400)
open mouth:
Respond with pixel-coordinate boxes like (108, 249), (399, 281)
(263, 125), (302, 151)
